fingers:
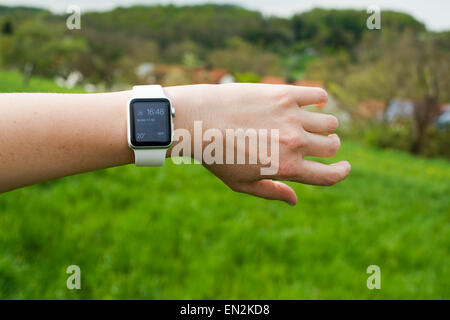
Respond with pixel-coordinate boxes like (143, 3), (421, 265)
(292, 160), (351, 186)
(300, 110), (338, 134)
(237, 180), (298, 206)
(291, 86), (328, 107)
(303, 133), (341, 157)
(233, 160), (351, 204)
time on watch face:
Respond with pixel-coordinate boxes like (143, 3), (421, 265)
(129, 98), (172, 147)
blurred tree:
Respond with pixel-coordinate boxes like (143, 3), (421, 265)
(293, 9), (366, 53)
(293, 9), (425, 54)
(162, 68), (190, 86)
(8, 17), (87, 86)
(207, 37), (281, 76)
(165, 41), (200, 64)
(74, 30), (126, 88)
(182, 52), (204, 70)
(0, 4), (437, 99)
(307, 29), (449, 154)
(1, 20), (13, 35)
(83, 4), (264, 49)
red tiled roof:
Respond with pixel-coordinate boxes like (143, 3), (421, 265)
(357, 99), (386, 118)
(209, 69), (228, 83)
(191, 68), (229, 84)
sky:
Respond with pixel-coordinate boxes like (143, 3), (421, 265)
(0, 0), (449, 31)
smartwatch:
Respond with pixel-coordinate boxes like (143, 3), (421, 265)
(127, 85), (175, 166)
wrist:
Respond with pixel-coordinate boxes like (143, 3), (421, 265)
(108, 90), (135, 165)
(163, 85), (199, 158)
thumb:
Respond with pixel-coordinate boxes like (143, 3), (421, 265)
(240, 179), (298, 206)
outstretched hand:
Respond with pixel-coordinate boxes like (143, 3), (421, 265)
(165, 83), (351, 206)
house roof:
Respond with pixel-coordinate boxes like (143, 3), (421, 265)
(191, 68), (230, 84)
(385, 99), (414, 122)
(357, 99), (386, 119)
(209, 69), (229, 83)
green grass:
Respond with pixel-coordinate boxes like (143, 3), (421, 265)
(0, 69), (84, 93)
(0, 69), (449, 299)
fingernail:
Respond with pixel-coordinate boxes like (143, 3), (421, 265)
(331, 161), (350, 171)
(329, 133), (339, 140)
(318, 88), (328, 102)
(341, 161), (351, 172)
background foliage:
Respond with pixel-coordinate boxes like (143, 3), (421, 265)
(0, 4), (449, 299)
(1, 4), (447, 155)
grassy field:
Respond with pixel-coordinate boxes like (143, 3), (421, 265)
(0, 69), (449, 299)
(0, 69), (84, 93)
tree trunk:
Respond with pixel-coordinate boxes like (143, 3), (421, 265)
(410, 96), (439, 154)
(22, 62), (34, 88)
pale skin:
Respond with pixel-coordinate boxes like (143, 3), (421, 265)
(0, 83), (350, 205)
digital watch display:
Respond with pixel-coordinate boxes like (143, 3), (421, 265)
(129, 98), (172, 147)
(127, 85), (175, 167)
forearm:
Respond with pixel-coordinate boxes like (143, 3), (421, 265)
(0, 84), (350, 204)
(0, 91), (135, 193)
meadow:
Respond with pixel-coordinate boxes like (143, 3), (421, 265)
(0, 69), (449, 299)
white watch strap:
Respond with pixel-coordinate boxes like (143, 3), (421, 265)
(134, 149), (167, 167)
(133, 85), (165, 98)
(132, 85), (167, 167)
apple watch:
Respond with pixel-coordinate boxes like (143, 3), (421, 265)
(127, 85), (175, 166)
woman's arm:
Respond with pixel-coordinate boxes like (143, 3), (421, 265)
(0, 91), (133, 193)
(0, 84), (350, 205)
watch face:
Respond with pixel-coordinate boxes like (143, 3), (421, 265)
(129, 98), (172, 147)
